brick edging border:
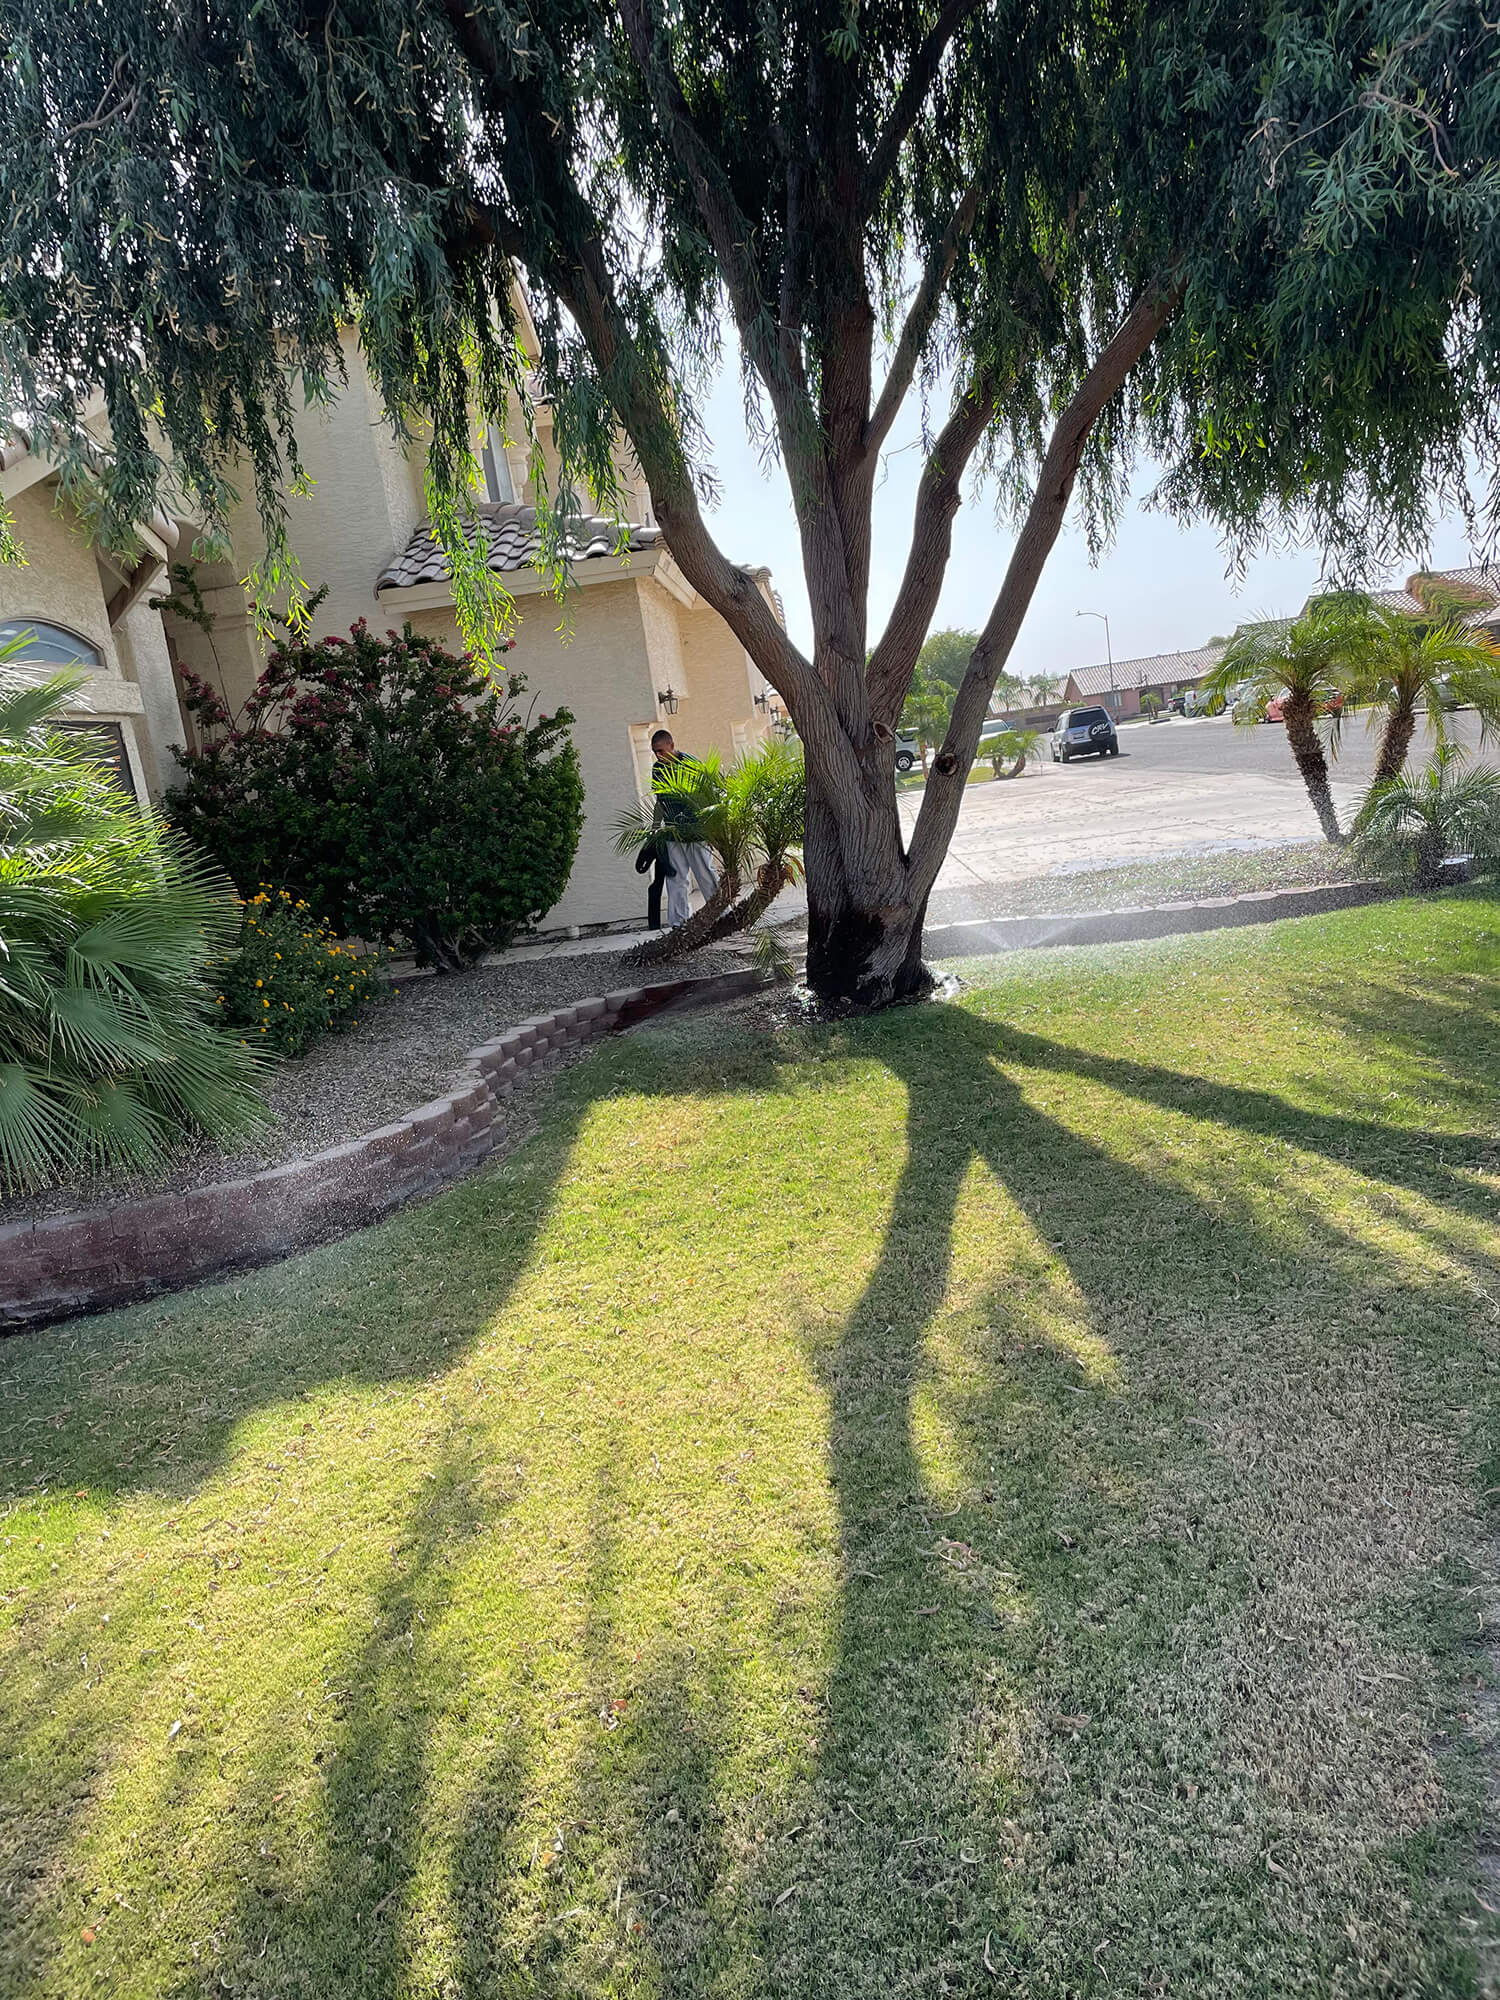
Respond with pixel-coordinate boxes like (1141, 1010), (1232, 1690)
(0, 966), (773, 1334)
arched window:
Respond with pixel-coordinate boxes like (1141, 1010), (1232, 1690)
(0, 619), (103, 669)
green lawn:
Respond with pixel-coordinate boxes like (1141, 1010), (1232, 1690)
(5, 892), (1500, 1998)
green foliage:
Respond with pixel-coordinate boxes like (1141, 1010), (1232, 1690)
(900, 673), (954, 766)
(613, 740), (806, 956)
(989, 727), (1041, 777)
(916, 630), (979, 692)
(1329, 597), (1500, 778)
(1141, 691), (1162, 717)
(217, 888), (385, 1058)
(1204, 604), (1354, 724)
(168, 621), (583, 971)
(1353, 745), (1500, 890)
(0, 663), (266, 1194)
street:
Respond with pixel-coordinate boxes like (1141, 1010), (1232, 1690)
(903, 709), (1492, 920)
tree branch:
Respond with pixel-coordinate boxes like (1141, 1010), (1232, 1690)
(861, 0), (985, 214)
(615, 0), (815, 446)
(863, 362), (1003, 729)
(865, 177), (982, 460)
(906, 275), (1185, 890)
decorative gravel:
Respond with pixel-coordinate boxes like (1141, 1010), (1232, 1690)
(4, 944), (745, 1225)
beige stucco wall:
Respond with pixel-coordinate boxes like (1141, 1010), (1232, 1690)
(0, 485), (120, 671)
(672, 597), (773, 767)
(0, 482), (159, 802)
(406, 575), (663, 931)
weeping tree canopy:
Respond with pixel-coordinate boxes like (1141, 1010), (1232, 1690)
(1, 0), (1496, 1001)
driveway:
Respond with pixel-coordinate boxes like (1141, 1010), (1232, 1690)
(903, 710), (1491, 918)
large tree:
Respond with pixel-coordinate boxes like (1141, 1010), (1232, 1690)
(1, 0), (1495, 1006)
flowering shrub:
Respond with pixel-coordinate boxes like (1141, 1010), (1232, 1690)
(168, 620), (584, 968)
(217, 888), (385, 1056)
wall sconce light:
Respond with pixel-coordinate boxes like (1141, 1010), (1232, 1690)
(657, 685), (680, 715)
(754, 690), (769, 711)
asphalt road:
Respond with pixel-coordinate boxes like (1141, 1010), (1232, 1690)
(900, 708), (1493, 919)
(1099, 706), (1489, 787)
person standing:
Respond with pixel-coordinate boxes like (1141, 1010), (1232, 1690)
(650, 728), (719, 926)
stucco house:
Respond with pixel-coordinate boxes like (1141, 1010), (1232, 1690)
(1062, 643), (1226, 720)
(0, 313), (777, 936)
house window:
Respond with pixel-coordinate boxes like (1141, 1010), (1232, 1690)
(57, 719), (137, 800)
(0, 618), (103, 669)
(480, 429), (515, 505)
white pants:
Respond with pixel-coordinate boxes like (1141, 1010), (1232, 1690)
(665, 840), (719, 925)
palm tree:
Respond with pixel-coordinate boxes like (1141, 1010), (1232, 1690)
(1202, 605), (1354, 842)
(707, 741), (806, 939)
(0, 661), (267, 1192)
(989, 728), (1041, 779)
(614, 752), (743, 964)
(1336, 600), (1500, 783)
(900, 671), (953, 775)
(1352, 743), (1500, 890)
(1028, 672), (1065, 708)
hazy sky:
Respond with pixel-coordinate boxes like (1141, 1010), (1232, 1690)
(694, 337), (1483, 683)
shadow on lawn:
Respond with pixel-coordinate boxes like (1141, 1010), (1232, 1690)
(3, 992), (1496, 1995)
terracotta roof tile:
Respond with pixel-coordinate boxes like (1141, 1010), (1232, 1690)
(376, 501), (662, 592)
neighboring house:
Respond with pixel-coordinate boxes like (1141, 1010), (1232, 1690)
(1062, 643), (1226, 720)
(0, 313), (778, 937)
(1308, 566), (1500, 637)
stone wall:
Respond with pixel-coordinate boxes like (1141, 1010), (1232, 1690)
(1, 970), (768, 1335)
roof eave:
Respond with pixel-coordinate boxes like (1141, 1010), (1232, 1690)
(375, 543), (668, 615)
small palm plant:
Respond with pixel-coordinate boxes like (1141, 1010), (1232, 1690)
(1201, 604), (1355, 842)
(989, 728), (1040, 779)
(1335, 600), (1500, 782)
(614, 743), (805, 965)
(0, 664), (267, 1193)
(900, 671), (953, 775)
(1352, 744), (1500, 890)
(708, 740), (806, 938)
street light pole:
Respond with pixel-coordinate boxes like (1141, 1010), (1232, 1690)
(1076, 609), (1114, 710)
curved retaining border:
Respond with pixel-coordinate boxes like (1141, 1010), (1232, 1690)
(0, 969), (770, 1334)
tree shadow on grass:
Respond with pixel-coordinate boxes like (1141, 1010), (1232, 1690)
(3, 995), (1498, 1996)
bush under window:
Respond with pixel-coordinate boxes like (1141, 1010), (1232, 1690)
(169, 621), (583, 968)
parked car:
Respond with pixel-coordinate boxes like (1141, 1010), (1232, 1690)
(894, 715), (1016, 775)
(1049, 706), (1120, 761)
(1170, 687), (1220, 717)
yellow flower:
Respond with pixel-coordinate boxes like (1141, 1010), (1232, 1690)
(263, 998), (270, 1008)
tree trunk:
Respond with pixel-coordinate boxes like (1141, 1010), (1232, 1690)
(800, 763), (934, 1009)
(623, 870), (740, 966)
(1281, 697), (1344, 843)
(1374, 698), (1418, 784)
(705, 859), (794, 941)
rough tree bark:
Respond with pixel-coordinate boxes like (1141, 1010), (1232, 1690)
(1281, 693), (1344, 842)
(1374, 694), (1419, 784)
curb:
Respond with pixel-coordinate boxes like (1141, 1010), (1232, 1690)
(1, 966), (775, 1335)
(923, 877), (1394, 957)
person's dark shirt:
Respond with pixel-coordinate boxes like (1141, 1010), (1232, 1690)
(651, 751), (701, 834)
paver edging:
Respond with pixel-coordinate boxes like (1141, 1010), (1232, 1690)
(1, 965), (774, 1334)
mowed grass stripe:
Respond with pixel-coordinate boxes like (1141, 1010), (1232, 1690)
(3, 889), (1500, 1998)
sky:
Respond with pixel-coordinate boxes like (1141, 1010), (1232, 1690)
(692, 336), (1484, 684)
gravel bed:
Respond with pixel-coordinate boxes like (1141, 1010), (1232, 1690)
(5, 944), (744, 1225)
